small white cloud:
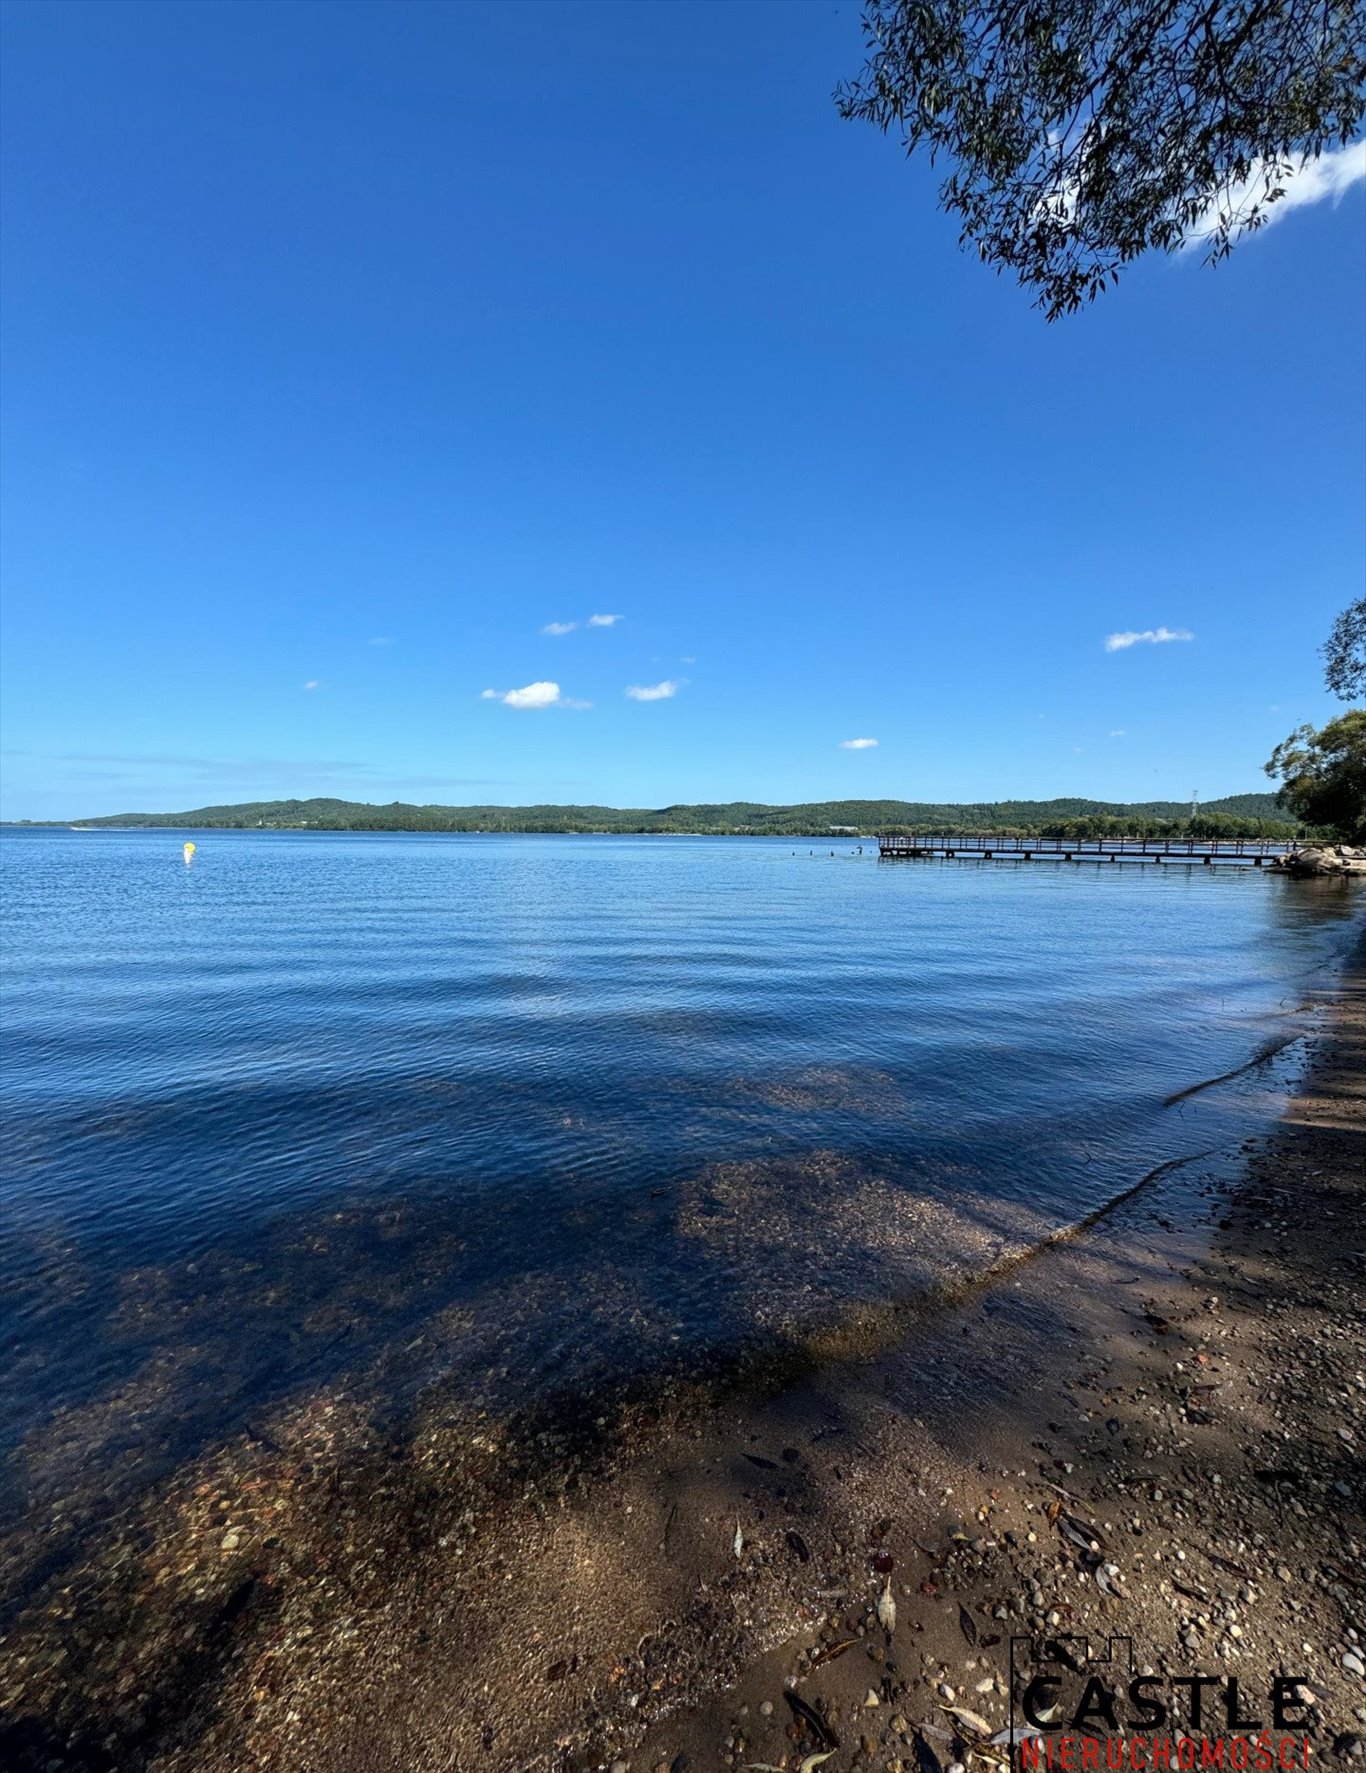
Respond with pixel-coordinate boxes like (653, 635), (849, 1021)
(1109, 729), (1128, 737)
(367, 636), (392, 647)
(625, 679), (679, 702)
(541, 621), (577, 635)
(1073, 746), (1084, 754)
(303, 680), (321, 691)
(503, 680), (568, 709)
(680, 654), (696, 664)
(587, 613), (622, 627)
(483, 681), (589, 710)
(1104, 626), (1194, 652)
(839, 737), (879, 750)
(1187, 140), (1366, 249)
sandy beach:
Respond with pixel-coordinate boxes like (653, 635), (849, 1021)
(2, 931), (1362, 1773)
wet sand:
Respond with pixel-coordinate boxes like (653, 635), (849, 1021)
(1, 936), (1362, 1772)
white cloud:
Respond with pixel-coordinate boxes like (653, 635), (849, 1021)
(625, 679), (679, 701)
(481, 680), (589, 710)
(367, 636), (392, 647)
(587, 613), (622, 627)
(504, 682), (563, 709)
(680, 655), (696, 664)
(541, 621), (577, 635)
(839, 737), (879, 750)
(1188, 140), (1366, 248)
(1104, 626), (1194, 652)
(1109, 729), (1128, 737)
(303, 680), (321, 691)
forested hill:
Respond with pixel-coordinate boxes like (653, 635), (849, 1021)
(46, 793), (1296, 838)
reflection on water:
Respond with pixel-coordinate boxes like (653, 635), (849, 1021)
(0, 829), (1360, 1574)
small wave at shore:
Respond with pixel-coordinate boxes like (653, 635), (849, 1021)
(0, 1016), (1315, 1637)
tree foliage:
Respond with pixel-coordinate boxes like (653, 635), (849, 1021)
(835, 0), (1366, 317)
(1265, 709), (1366, 840)
(52, 792), (1295, 838)
(1323, 596), (1366, 701)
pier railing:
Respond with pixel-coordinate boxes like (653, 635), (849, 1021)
(877, 834), (1291, 866)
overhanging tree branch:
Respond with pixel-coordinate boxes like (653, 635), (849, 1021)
(835, 0), (1366, 316)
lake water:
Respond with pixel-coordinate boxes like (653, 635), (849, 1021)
(1, 828), (1360, 1538)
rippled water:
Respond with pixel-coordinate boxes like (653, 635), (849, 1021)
(0, 828), (1359, 1500)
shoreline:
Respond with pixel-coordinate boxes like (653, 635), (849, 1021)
(621, 939), (1366, 1773)
(1, 936), (1362, 1771)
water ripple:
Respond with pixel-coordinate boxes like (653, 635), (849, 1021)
(0, 827), (1358, 1473)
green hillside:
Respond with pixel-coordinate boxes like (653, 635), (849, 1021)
(42, 792), (1299, 839)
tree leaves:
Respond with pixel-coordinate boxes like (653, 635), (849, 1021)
(1265, 709), (1366, 842)
(835, 0), (1366, 317)
(1323, 598), (1366, 702)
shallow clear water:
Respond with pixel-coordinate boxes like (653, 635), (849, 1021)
(0, 828), (1359, 1480)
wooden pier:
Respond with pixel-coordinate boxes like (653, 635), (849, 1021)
(877, 834), (1290, 867)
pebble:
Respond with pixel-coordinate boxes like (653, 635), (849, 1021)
(1344, 1651), (1366, 1679)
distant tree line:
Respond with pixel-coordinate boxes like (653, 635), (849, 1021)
(882, 812), (1300, 840)
(41, 792), (1303, 840)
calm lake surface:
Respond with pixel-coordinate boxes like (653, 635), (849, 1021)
(1, 828), (1360, 1500)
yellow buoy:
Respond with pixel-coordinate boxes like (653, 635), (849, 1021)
(183, 841), (196, 864)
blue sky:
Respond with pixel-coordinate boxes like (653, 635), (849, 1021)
(2, 0), (1363, 819)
